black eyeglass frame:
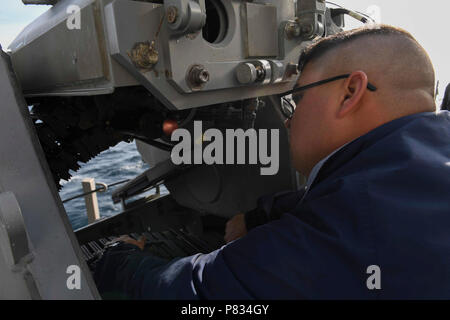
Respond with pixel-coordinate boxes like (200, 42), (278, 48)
(278, 74), (378, 119)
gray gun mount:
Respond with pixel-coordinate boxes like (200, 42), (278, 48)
(10, 0), (344, 110)
(8, 0), (346, 188)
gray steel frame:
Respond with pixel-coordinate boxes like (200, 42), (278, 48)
(0, 49), (99, 299)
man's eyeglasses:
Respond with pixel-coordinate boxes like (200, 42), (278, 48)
(278, 74), (378, 120)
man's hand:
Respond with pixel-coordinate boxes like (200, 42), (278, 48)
(114, 235), (146, 251)
(224, 214), (247, 244)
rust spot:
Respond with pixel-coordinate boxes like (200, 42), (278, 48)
(128, 41), (158, 71)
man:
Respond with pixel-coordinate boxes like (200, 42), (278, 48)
(94, 25), (450, 299)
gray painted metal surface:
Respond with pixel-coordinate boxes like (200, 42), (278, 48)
(0, 49), (99, 299)
(9, 0), (138, 97)
(0, 192), (32, 268)
(244, 2), (279, 58)
(0, 192), (39, 299)
(8, 0), (342, 109)
(105, 0), (302, 109)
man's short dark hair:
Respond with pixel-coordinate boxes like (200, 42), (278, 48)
(298, 24), (418, 73)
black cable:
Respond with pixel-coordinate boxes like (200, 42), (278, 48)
(118, 131), (174, 152)
(62, 179), (130, 203)
(327, 1), (375, 24)
(133, 136), (174, 152)
(330, 8), (369, 24)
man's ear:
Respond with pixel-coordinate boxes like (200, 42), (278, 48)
(337, 71), (369, 118)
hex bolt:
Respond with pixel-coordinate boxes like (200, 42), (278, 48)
(188, 65), (210, 88)
(285, 21), (301, 39)
(192, 67), (209, 84)
(167, 6), (178, 24)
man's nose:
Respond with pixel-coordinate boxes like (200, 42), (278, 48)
(284, 118), (291, 129)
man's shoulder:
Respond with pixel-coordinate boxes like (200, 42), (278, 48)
(296, 111), (450, 226)
(314, 111), (450, 189)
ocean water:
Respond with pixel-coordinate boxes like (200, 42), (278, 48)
(58, 141), (168, 230)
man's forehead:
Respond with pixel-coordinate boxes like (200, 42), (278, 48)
(295, 63), (324, 87)
(295, 45), (349, 87)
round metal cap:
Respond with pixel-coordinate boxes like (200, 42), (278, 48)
(236, 63), (257, 84)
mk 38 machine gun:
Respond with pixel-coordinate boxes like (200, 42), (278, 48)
(0, 0), (370, 299)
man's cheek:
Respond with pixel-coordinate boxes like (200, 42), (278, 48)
(290, 126), (309, 159)
(293, 117), (312, 145)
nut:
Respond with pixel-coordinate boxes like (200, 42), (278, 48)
(190, 66), (209, 85)
(187, 65), (210, 90)
(197, 70), (210, 83)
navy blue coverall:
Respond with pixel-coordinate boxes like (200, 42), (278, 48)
(94, 111), (450, 299)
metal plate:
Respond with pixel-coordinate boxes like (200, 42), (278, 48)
(10, 0), (112, 95)
(0, 49), (99, 299)
(245, 3), (278, 58)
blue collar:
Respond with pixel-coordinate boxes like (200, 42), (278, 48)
(299, 112), (439, 203)
(300, 142), (350, 202)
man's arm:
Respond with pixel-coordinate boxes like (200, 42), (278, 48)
(224, 189), (306, 243)
(245, 189), (306, 230)
(93, 242), (170, 299)
(94, 202), (373, 299)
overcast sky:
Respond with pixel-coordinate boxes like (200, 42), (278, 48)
(337, 0), (450, 103)
(0, 1), (49, 49)
(0, 0), (449, 101)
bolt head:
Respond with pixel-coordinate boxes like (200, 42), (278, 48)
(188, 65), (210, 89)
(198, 70), (210, 83)
(167, 6), (178, 24)
(128, 41), (158, 70)
(285, 21), (301, 38)
(236, 63), (257, 84)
